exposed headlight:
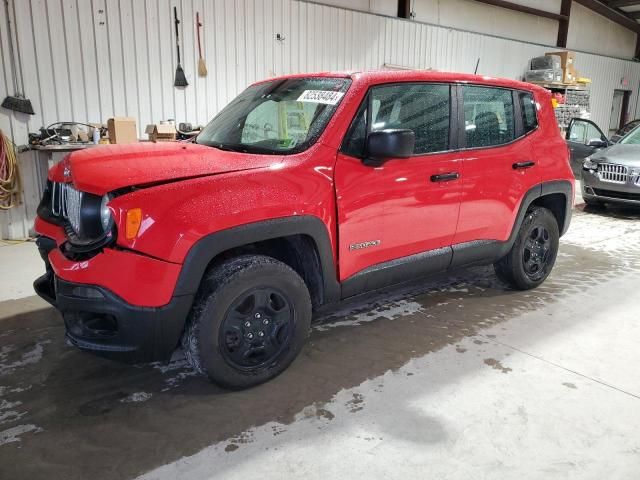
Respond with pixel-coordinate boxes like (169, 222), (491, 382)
(583, 157), (598, 170)
(61, 187), (112, 239)
(100, 195), (112, 232)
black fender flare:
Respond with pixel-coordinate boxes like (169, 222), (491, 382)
(172, 215), (340, 303)
(502, 179), (573, 254)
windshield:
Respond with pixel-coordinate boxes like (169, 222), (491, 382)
(619, 124), (640, 145)
(197, 77), (351, 154)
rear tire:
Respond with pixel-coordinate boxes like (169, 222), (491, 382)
(182, 255), (312, 390)
(494, 206), (559, 290)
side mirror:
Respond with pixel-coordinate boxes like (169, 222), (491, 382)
(365, 129), (415, 163)
(587, 138), (608, 148)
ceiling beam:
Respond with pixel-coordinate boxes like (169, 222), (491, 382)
(574, 0), (640, 32)
(607, 0), (640, 8)
(469, 0), (569, 22)
(557, 0), (573, 47)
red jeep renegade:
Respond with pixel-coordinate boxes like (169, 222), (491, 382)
(34, 71), (574, 389)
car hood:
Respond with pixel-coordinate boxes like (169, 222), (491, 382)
(591, 143), (640, 167)
(52, 142), (282, 195)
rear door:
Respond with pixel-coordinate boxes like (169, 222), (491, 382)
(453, 85), (540, 250)
(335, 82), (463, 281)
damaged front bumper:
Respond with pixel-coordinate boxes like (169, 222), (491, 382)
(34, 235), (194, 363)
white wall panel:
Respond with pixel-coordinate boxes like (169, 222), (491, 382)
(2, 0), (640, 238)
(411, 0), (560, 46)
(567, 3), (637, 59)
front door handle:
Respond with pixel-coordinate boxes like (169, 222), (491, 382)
(512, 161), (536, 170)
(430, 172), (460, 182)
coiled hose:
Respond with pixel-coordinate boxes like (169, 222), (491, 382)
(0, 129), (21, 209)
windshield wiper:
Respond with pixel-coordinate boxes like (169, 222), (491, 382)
(202, 141), (279, 155)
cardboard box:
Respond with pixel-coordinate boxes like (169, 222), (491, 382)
(563, 65), (577, 84)
(546, 51), (575, 69)
(546, 51), (576, 84)
(145, 123), (177, 142)
(107, 117), (138, 144)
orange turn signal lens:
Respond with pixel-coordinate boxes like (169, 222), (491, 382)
(125, 208), (142, 240)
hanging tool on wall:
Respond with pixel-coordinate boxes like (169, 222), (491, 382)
(1, 0), (34, 115)
(0, 129), (21, 209)
(196, 12), (207, 77)
(173, 6), (188, 87)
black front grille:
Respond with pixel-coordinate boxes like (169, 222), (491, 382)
(593, 188), (640, 201)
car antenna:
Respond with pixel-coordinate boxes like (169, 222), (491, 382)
(474, 58), (480, 75)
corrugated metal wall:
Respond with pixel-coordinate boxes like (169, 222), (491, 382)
(2, 0), (640, 238)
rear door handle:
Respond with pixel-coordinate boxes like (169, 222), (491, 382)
(430, 172), (460, 182)
(512, 161), (536, 170)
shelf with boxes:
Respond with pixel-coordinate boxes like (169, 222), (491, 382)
(524, 51), (591, 130)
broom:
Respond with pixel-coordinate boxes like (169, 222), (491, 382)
(173, 6), (188, 87)
(196, 12), (207, 77)
(1, 0), (34, 115)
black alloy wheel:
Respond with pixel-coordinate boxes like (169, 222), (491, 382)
(494, 206), (560, 291)
(220, 287), (294, 371)
(181, 255), (312, 390)
(522, 226), (552, 281)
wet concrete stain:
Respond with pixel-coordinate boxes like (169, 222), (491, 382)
(0, 208), (638, 479)
(346, 393), (365, 413)
(484, 358), (513, 374)
(316, 408), (335, 421)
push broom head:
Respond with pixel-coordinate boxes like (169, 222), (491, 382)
(198, 57), (207, 77)
(174, 64), (188, 87)
(2, 93), (34, 115)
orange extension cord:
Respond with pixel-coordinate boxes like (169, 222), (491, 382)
(0, 129), (21, 210)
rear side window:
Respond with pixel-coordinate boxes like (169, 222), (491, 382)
(519, 91), (538, 134)
(341, 83), (450, 157)
(463, 86), (514, 148)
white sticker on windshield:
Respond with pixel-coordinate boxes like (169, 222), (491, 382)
(297, 90), (344, 105)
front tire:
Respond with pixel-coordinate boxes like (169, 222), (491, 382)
(494, 206), (559, 290)
(584, 197), (604, 208)
(182, 255), (312, 390)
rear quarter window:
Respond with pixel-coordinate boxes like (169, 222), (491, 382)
(519, 91), (538, 134)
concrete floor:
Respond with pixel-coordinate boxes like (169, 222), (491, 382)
(1, 198), (640, 479)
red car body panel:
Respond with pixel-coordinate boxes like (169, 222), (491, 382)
(47, 247), (181, 307)
(36, 70), (573, 309)
(335, 151), (463, 280)
(51, 143), (276, 196)
(453, 136), (539, 244)
(108, 143), (340, 266)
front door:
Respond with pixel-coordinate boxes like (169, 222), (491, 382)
(566, 118), (608, 176)
(335, 82), (462, 281)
